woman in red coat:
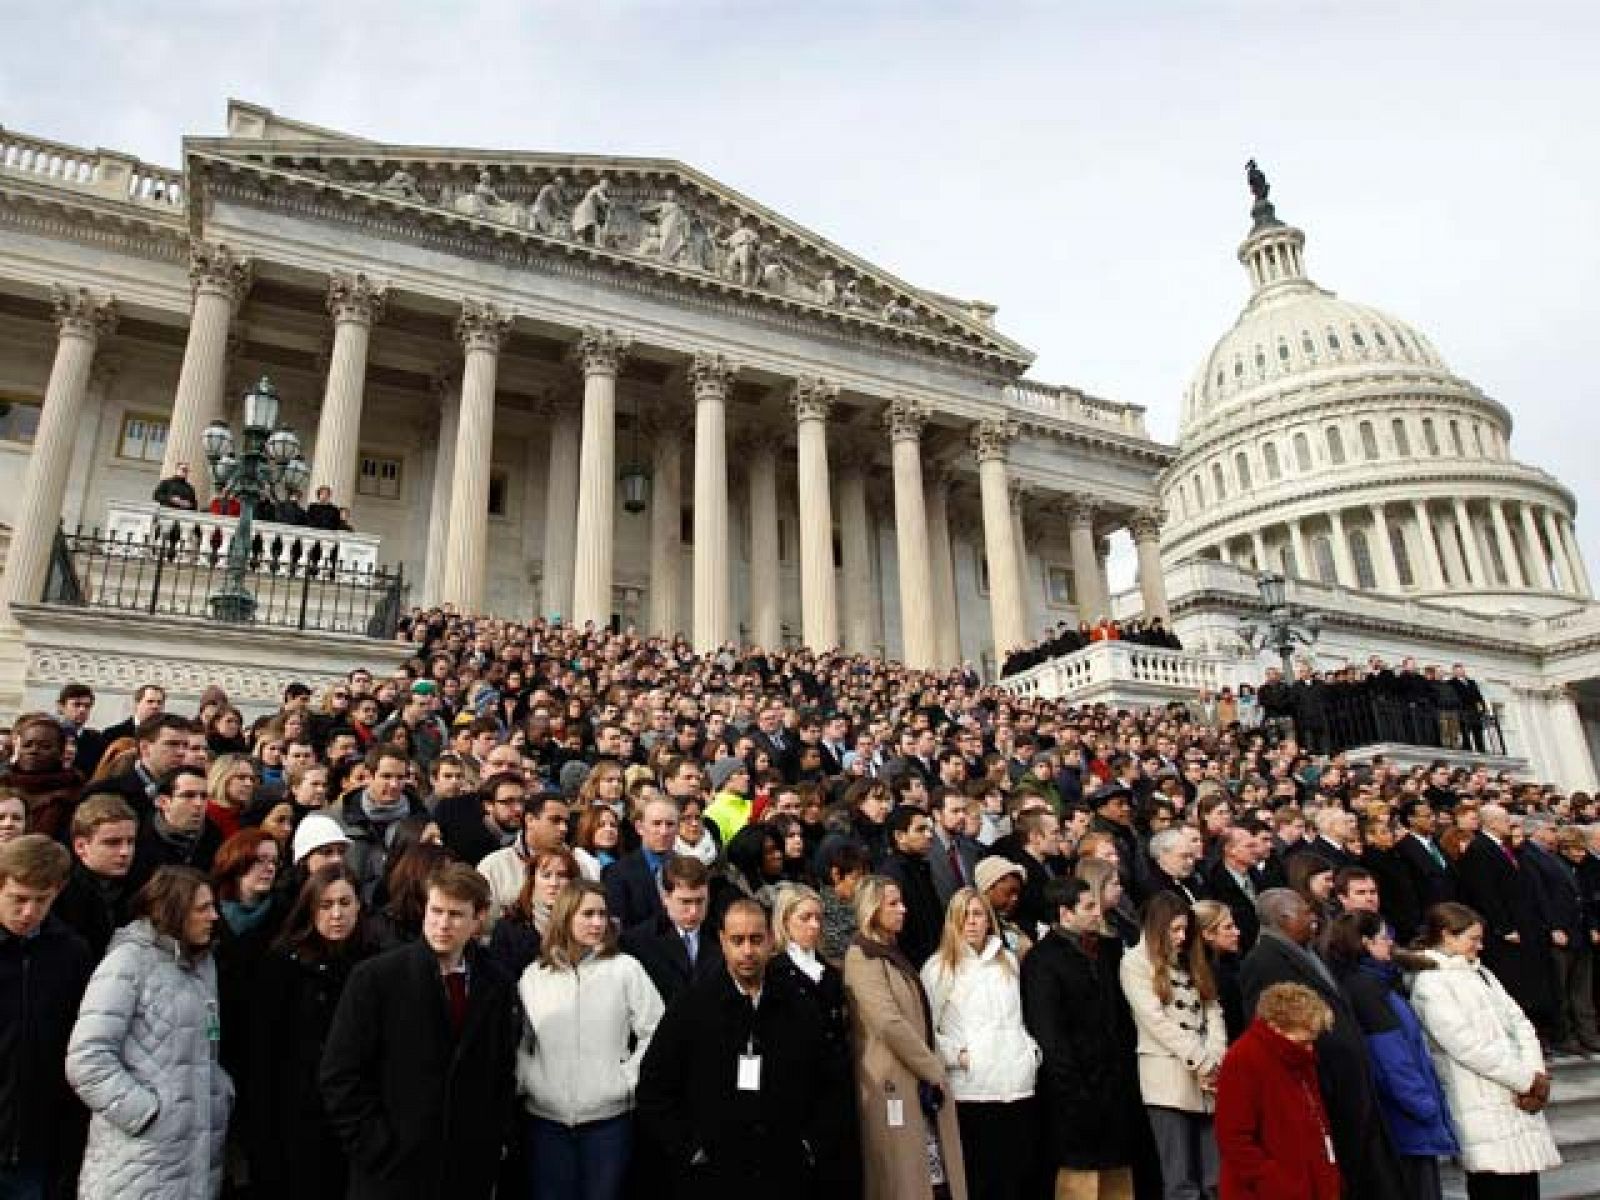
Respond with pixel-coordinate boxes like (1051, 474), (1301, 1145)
(1215, 982), (1342, 1200)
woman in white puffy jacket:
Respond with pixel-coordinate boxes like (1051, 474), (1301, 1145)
(1410, 902), (1559, 1200)
(1118, 890), (1226, 1200)
(515, 881), (663, 1200)
(920, 886), (1041, 1200)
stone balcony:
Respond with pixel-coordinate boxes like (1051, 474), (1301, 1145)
(103, 499), (381, 575)
(1000, 639), (1249, 709)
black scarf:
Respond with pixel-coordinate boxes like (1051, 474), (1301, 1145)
(852, 932), (936, 1049)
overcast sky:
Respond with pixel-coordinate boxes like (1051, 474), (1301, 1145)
(4, 2), (1596, 586)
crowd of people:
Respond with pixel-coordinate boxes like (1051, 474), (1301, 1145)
(0, 608), (1585, 1200)
(152, 463), (352, 531)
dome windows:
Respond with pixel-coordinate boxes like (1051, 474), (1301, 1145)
(1293, 432), (1312, 472)
(1349, 530), (1377, 590)
(1450, 420), (1466, 457)
(1300, 332), (1316, 357)
(1326, 425), (1346, 465)
(1234, 451), (1252, 491)
(1326, 330), (1341, 353)
(1263, 441), (1282, 481)
(1234, 358), (1244, 379)
(1422, 418), (1440, 456)
(1373, 328), (1388, 348)
(1390, 524), (1414, 588)
(1277, 341), (1290, 362)
(1391, 419), (1411, 457)
(1211, 462), (1227, 500)
(1359, 421), (1379, 460)
(1351, 329), (1367, 350)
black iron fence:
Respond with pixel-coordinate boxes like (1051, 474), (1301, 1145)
(1268, 694), (1507, 758)
(44, 525), (407, 639)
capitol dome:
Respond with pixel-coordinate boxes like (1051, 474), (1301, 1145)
(1160, 165), (1591, 617)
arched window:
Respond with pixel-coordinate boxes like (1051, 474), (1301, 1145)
(1234, 451), (1252, 491)
(1327, 330), (1341, 352)
(1326, 425), (1346, 465)
(1391, 418), (1411, 457)
(1281, 544), (1299, 578)
(1293, 432), (1312, 472)
(1192, 473), (1205, 508)
(1211, 462), (1227, 500)
(1234, 358), (1244, 379)
(1450, 420), (1466, 456)
(1472, 424), (1485, 455)
(1263, 441), (1281, 481)
(1390, 523), (1414, 587)
(1359, 421), (1379, 460)
(1422, 418), (1439, 456)
(1373, 328), (1389, 348)
(1349, 530), (1377, 590)
(1301, 333), (1316, 357)
(1277, 340), (1290, 363)
(1312, 535), (1338, 584)
(1254, 349), (1266, 377)
(1351, 328), (1367, 349)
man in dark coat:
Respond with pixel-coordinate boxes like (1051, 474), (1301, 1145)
(636, 898), (847, 1200)
(1207, 827), (1266, 954)
(1240, 889), (1406, 1199)
(1021, 876), (1147, 1198)
(1520, 818), (1587, 1050)
(878, 806), (943, 967)
(1393, 799), (1455, 920)
(1455, 805), (1558, 1041)
(51, 794), (138, 961)
(1451, 663), (1489, 752)
(620, 855), (724, 1008)
(603, 795), (680, 932)
(126, 766), (223, 894)
(986, 809), (1061, 939)
(1289, 664), (1332, 755)
(0, 836), (94, 1199)
(320, 864), (517, 1200)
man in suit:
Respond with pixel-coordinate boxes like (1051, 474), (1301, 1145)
(1358, 818), (1425, 946)
(321, 863), (517, 1200)
(94, 683), (167, 760)
(986, 808), (1062, 939)
(621, 855), (724, 1008)
(1393, 798), (1455, 919)
(1304, 806), (1359, 870)
(1455, 803), (1558, 1042)
(748, 703), (799, 783)
(79, 713), (194, 820)
(928, 787), (981, 905)
(1207, 827), (1265, 953)
(1241, 889), (1405, 1199)
(603, 795), (680, 932)
(1452, 663), (1489, 753)
(54, 682), (104, 778)
(1139, 827), (1209, 907)
(1289, 663), (1332, 756)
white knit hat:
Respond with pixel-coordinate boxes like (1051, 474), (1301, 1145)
(292, 813), (350, 865)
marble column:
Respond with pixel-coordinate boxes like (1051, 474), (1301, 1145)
(1489, 500), (1525, 588)
(1410, 500), (1445, 589)
(1130, 509), (1169, 620)
(1519, 502), (1553, 589)
(744, 431), (782, 649)
(308, 271), (386, 507)
(1065, 496), (1104, 618)
(691, 352), (737, 652)
(0, 286), (116, 615)
(835, 444), (875, 654)
(571, 328), (631, 627)
(1010, 484), (1038, 638)
(421, 365), (459, 608)
(642, 399), (686, 637)
(1327, 509), (1357, 586)
(1369, 503), (1401, 591)
(886, 398), (935, 668)
(1288, 519), (1312, 579)
(791, 377), (839, 650)
(1542, 507), (1576, 594)
(439, 301), (510, 613)
(924, 467), (961, 667)
(539, 389), (582, 621)
(1559, 516), (1593, 598)
(1453, 499), (1486, 585)
(162, 243), (252, 497)
(971, 418), (1026, 662)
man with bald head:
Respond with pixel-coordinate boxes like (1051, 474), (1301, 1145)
(1241, 889), (1404, 1198)
(1456, 802), (1558, 1042)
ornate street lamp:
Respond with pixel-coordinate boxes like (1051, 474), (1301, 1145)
(619, 394), (651, 514)
(203, 375), (306, 623)
(1237, 570), (1322, 677)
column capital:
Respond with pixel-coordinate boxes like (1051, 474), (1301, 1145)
(1128, 507), (1165, 542)
(969, 416), (1019, 463)
(689, 350), (739, 399)
(327, 271), (389, 325)
(1062, 493), (1099, 529)
(577, 326), (632, 377)
(51, 285), (118, 340)
(188, 240), (254, 305)
(456, 299), (512, 354)
(790, 376), (838, 424)
(883, 396), (929, 442)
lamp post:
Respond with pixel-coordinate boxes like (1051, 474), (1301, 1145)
(202, 376), (311, 623)
(1237, 570), (1322, 676)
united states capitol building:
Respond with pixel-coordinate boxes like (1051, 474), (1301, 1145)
(0, 101), (1595, 789)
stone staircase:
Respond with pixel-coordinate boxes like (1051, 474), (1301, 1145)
(1442, 1051), (1600, 1200)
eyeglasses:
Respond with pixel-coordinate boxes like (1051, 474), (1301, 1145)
(253, 854), (280, 869)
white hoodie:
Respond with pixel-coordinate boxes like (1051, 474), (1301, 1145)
(920, 936), (1040, 1103)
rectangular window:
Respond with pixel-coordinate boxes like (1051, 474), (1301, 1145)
(357, 454), (403, 500)
(0, 396), (42, 445)
(1046, 565), (1076, 607)
(117, 412), (168, 463)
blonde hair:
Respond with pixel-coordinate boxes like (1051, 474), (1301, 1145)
(851, 874), (902, 943)
(538, 881), (617, 970)
(1255, 982), (1333, 1037)
(931, 887), (1013, 979)
(207, 753), (255, 809)
(770, 882), (822, 953)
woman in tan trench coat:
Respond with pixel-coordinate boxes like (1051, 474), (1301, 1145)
(843, 875), (967, 1200)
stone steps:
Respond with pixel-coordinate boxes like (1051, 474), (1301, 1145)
(1442, 1053), (1600, 1200)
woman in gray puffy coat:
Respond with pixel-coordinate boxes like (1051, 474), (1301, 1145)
(66, 866), (234, 1200)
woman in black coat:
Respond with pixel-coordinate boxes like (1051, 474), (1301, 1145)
(248, 864), (372, 1200)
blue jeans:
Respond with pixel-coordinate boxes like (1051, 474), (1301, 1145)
(0, 1165), (47, 1200)
(526, 1113), (632, 1200)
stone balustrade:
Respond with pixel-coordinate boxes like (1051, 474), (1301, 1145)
(0, 125), (184, 210)
(1003, 380), (1148, 437)
(103, 499), (380, 575)
(1000, 638), (1242, 708)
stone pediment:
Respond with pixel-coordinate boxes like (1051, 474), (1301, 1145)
(183, 134), (1033, 370)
